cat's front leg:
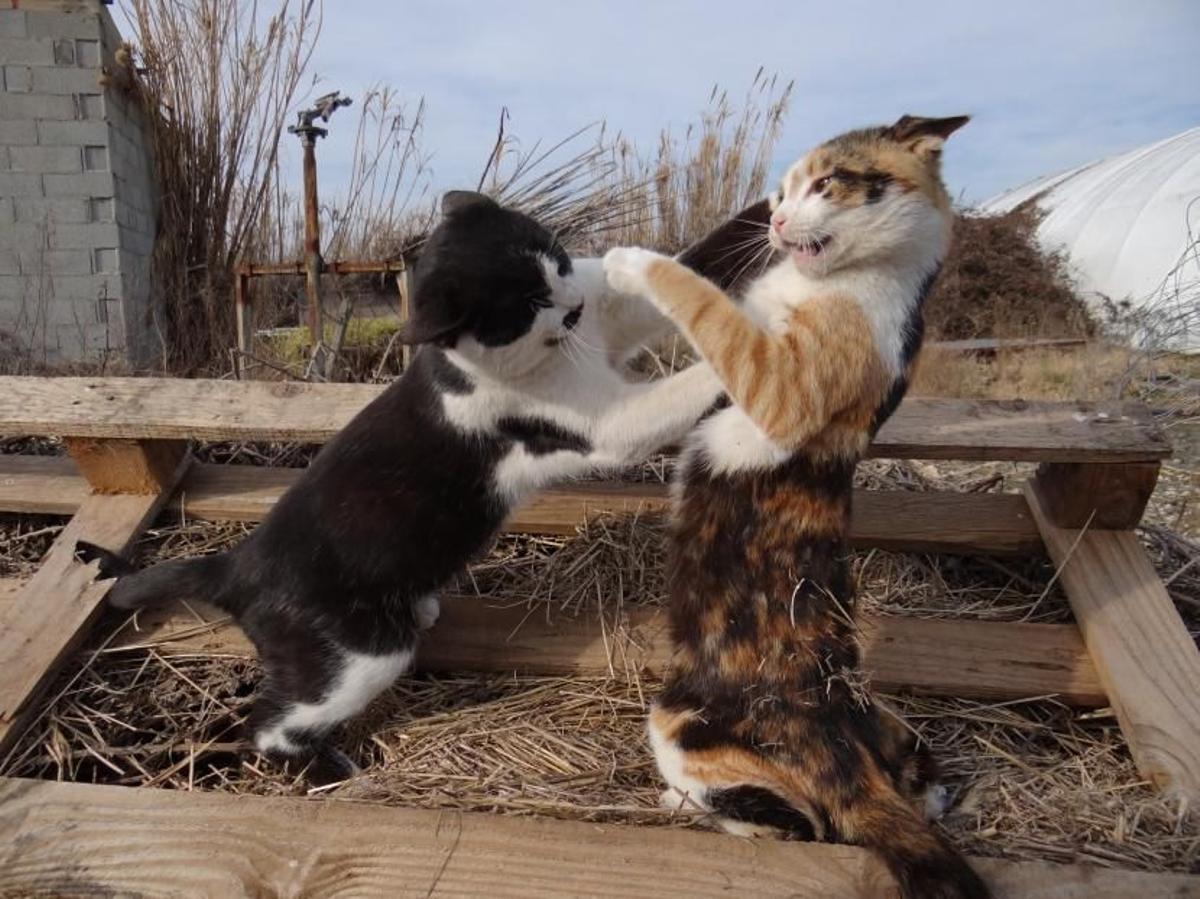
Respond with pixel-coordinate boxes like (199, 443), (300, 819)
(588, 362), (723, 466)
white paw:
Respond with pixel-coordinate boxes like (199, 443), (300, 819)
(923, 782), (950, 820)
(414, 594), (440, 631)
(659, 788), (688, 811)
(603, 247), (667, 301)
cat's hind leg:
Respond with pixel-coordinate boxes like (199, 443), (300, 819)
(249, 636), (414, 785)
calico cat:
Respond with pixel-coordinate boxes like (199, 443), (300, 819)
(78, 191), (755, 784)
(604, 116), (989, 898)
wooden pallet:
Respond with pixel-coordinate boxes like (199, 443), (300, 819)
(0, 375), (1196, 896)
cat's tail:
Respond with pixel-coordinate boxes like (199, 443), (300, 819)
(75, 540), (232, 612)
(837, 785), (991, 899)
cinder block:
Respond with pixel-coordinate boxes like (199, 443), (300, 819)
(0, 11), (27, 38)
(0, 172), (43, 196)
(76, 92), (103, 119)
(0, 37), (53, 66)
(74, 38), (99, 67)
(18, 247), (92, 276)
(0, 222), (45, 249)
(0, 253), (20, 277)
(58, 320), (123, 355)
(8, 144), (81, 173)
(48, 222), (120, 249)
(92, 246), (117, 273)
(52, 37), (74, 65)
(121, 229), (155, 257)
(0, 274), (30, 298)
(36, 118), (107, 145)
(0, 91), (75, 120)
(82, 144), (106, 170)
(3, 64), (31, 92)
(0, 196), (13, 224)
(87, 196), (112, 222)
(43, 273), (122, 300)
(45, 297), (99, 327)
(0, 121), (37, 146)
(31, 65), (100, 94)
(25, 11), (102, 40)
(42, 170), (112, 196)
(14, 196), (88, 224)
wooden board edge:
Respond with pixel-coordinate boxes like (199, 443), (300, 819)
(0, 458), (1044, 556)
(0, 455), (191, 756)
(0, 778), (1195, 899)
(108, 595), (1106, 706)
(1024, 482), (1200, 802)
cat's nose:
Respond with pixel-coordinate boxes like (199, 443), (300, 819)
(771, 215), (787, 232)
(563, 304), (583, 331)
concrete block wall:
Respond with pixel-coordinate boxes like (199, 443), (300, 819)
(0, 0), (159, 369)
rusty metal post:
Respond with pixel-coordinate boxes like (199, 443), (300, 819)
(233, 269), (251, 379)
(396, 264), (412, 369)
(299, 133), (324, 365)
(287, 91), (352, 379)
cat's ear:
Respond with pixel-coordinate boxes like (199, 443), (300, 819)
(886, 114), (969, 161)
(441, 190), (497, 216)
(399, 305), (468, 346)
(399, 276), (469, 346)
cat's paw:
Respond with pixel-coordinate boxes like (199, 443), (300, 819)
(414, 594), (440, 631)
(603, 247), (668, 301)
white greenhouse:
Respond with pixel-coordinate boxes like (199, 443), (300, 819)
(983, 127), (1200, 353)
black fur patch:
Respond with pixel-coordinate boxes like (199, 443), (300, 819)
(426, 348), (474, 394)
(869, 266), (938, 435)
(676, 198), (775, 295)
(496, 417), (592, 456)
(708, 785), (820, 840)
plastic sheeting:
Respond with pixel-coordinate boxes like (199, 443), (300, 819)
(983, 127), (1200, 352)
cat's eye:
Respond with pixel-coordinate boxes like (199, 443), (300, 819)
(528, 294), (553, 310)
(812, 175), (834, 193)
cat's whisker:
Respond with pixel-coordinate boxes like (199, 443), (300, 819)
(703, 235), (773, 268)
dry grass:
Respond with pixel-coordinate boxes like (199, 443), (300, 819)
(927, 206), (1093, 343)
(2, 459), (1198, 873)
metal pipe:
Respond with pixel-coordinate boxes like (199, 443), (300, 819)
(301, 134), (323, 352)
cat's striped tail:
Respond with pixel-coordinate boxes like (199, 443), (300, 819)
(838, 785), (991, 899)
(75, 540), (231, 612)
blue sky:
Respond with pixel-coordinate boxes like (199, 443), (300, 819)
(136, 1), (1200, 209)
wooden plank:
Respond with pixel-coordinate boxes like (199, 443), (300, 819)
(929, 337), (1088, 354)
(0, 455), (190, 755)
(0, 376), (1171, 462)
(0, 454), (85, 515)
(64, 437), (188, 495)
(2, 778), (1196, 898)
(0, 457), (1044, 556)
(113, 595), (1105, 706)
(0, 578), (22, 608)
(1033, 461), (1160, 529)
(1025, 483), (1200, 801)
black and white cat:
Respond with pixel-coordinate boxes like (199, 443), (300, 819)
(78, 191), (756, 783)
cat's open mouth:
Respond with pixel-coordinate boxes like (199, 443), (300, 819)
(787, 234), (832, 260)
